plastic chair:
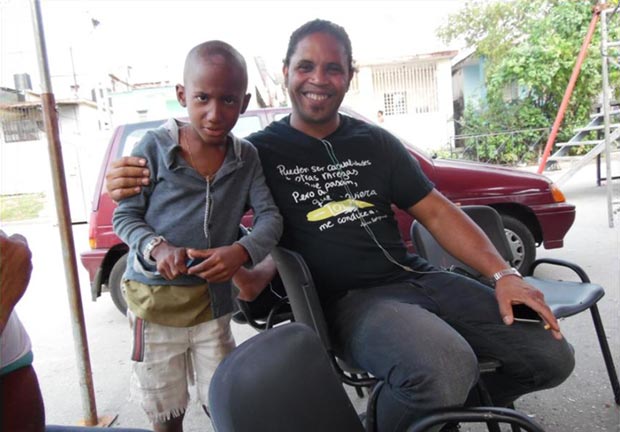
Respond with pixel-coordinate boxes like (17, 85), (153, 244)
(410, 204), (620, 405)
(208, 323), (369, 432)
(271, 246), (538, 432)
(270, 247), (378, 395)
(208, 322), (546, 432)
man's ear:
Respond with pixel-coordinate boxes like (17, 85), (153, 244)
(176, 84), (187, 107)
(240, 93), (252, 114)
(346, 70), (354, 92)
(282, 64), (289, 87)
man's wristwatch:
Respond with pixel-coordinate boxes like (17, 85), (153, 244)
(143, 236), (166, 265)
(492, 267), (522, 282)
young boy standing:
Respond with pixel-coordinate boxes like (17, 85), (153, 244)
(112, 41), (282, 432)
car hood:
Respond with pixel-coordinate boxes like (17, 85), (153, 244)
(429, 158), (553, 201)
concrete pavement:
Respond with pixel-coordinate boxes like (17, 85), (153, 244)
(3, 156), (618, 431)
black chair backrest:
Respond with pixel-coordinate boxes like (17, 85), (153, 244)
(270, 247), (334, 352)
(410, 205), (514, 277)
(209, 323), (364, 432)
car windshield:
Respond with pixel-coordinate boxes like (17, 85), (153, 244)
(121, 127), (155, 157)
(118, 116), (265, 157)
(115, 108), (433, 162)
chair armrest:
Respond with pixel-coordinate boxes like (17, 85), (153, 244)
(235, 299), (269, 331)
(407, 407), (546, 432)
(235, 297), (292, 331)
(265, 297), (294, 329)
(527, 258), (591, 283)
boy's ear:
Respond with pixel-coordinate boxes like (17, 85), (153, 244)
(240, 93), (252, 114)
(175, 84), (187, 107)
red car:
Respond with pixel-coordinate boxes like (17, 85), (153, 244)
(80, 107), (575, 314)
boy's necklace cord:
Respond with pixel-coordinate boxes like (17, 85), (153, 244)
(181, 129), (214, 181)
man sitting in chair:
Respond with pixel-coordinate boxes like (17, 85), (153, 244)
(105, 19), (574, 432)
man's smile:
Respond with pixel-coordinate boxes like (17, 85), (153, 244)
(304, 92), (330, 101)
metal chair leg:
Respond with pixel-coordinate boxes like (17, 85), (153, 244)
(475, 380), (501, 432)
(590, 305), (620, 404)
(350, 373), (366, 398)
(364, 381), (384, 432)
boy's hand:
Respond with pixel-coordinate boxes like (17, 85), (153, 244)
(150, 241), (189, 281)
(187, 244), (249, 283)
(105, 156), (150, 202)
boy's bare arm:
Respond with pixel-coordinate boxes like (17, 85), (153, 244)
(105, 156), (151, 201)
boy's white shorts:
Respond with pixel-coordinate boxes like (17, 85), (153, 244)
(127, 310), (235, 423)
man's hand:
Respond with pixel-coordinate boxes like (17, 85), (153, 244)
(105, 156), (150, 201)
(187, 244), (250, 283)
(0, 231), (33, 331)
(495, 276), (562, 340)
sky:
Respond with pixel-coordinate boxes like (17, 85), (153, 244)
(0, 0), (467, 98)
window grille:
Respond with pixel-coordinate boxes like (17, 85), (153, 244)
(1, 109), (41, 143)
(372, 63), (439, 114)
(384, 91), (408, 115)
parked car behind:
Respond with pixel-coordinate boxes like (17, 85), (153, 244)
(80, 107), (576, 314)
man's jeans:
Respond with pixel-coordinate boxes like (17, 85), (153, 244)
(326, 271), (575, 432)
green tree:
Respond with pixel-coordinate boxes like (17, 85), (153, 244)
(439, 0), (620, 164)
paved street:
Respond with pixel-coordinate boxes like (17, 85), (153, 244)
(2, 157), (619, 431)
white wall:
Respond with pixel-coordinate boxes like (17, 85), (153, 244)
(344, 57), (455, 152)
(0, 103), (106, 222)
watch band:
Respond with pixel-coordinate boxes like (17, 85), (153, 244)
(492, 267), (522, 282)
(143, 236), (165, 265)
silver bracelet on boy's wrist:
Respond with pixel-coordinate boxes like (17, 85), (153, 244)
(143, 236), (165, 265)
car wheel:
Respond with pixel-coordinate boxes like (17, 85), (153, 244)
(501, 215), (536, 274)
(109, 253), (128, 316)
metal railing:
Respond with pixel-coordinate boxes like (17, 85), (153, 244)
(443, 127), (550, 166)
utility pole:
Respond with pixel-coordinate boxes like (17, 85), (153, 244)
(29, 0), (112, 426)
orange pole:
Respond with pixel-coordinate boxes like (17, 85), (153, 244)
(537, 6), (601, 174)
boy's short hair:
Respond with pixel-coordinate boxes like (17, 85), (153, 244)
(283, 19), (354, 73)
(184, 40), (248, 92)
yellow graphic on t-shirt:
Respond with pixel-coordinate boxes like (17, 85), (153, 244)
(306, 199), (374, 222)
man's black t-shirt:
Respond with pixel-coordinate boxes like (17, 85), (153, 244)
(248, 114), (435, 305)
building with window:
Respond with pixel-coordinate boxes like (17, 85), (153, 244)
(0, 86), (105, 221)
(344, 50), (458, 151)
